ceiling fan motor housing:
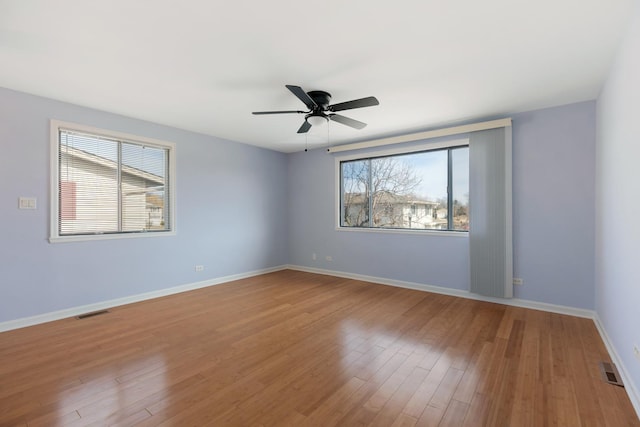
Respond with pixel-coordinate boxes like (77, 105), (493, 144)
(307, 90), (332, 109)
(252, 85), (378, 134)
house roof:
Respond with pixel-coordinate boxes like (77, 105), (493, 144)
(345, 192), (438, 206)
(61, 145), (164, 186)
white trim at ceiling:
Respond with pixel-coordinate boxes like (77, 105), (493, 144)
(328, 118), (512, 153)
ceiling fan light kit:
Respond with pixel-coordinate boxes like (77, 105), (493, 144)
(252, 85), (379, 134)
(306, 115), (328, 127)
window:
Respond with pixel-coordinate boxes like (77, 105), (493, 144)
(339, 142), (468, 232)
(50, 121), (175, 242)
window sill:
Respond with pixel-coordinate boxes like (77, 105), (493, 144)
(334, 226), (468, 237)
(49, 230), (176, 243)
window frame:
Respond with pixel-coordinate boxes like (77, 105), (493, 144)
(334, 138), (469, 236)
(49, 120), (176, 243)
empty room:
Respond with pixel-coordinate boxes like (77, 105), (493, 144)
(1, 0), (639, 425)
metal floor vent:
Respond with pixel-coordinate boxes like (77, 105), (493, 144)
(76, 309), (110, 320)
(600, 361), (624, 387)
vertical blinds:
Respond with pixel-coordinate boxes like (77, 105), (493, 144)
(58, 129), (170, 236)
(468, 127), (513, 298)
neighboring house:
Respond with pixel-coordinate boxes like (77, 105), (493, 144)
(59, 145), (165, 235)
(145, 194), (165, 228)
(343, 191), (446, 229)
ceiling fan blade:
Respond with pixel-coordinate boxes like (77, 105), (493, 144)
(252, 110), (305, 115)
(286, 85), (318, 110)
(329, 96), (379, 112)
(329, 114), (367, 130)
(297, 120), (312, 134)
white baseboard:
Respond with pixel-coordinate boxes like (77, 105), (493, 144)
(0, 265), (287, 333)
(593, 315), (640, 419)
(287, 264), (595, 318)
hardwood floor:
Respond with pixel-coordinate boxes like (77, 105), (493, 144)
(0, 270), (638, 426)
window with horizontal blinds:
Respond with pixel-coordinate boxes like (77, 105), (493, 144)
(54, 125), (173, 239)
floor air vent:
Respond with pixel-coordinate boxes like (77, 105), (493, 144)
(76, 309), (110, 320)
(600, 361), (624, 387)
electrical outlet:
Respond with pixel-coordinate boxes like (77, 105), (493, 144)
(195, 265), (204, 272)
(634, 345), (640, 361)
(312, 253), (317, 261)
(325, 255), (333, 262)
(513, 278), (524, 286)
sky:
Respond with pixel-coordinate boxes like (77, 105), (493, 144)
(399, 146), (468, 204)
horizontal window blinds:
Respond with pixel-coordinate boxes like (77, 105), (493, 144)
(58, 129), (170, 236)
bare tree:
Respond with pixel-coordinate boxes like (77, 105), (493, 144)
(453, 192), (470, 230)
(342, 160), (369, 226)
(342, 157), (421, 227)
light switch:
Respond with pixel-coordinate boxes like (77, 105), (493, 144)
(19, 197), (37, 210)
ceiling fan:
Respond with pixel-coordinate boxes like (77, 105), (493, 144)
(252, 85), (379, 134)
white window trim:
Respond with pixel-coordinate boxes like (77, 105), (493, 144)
(334, 138), (469, 235)
(328, 118), (510, 153)
(49, 120), (177, 243)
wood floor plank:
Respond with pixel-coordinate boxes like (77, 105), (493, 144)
(0, 270), (637, 426)
(401, 349), (454, 418)
(463, 392), (491, 426)
(415, 367), (465, 426)
(391, 413), (419, 427)
(334, 351), (411, 426)
(303, 376), (366, 426)
(368, 366), (430, 427)
(439, 399), (470, 427)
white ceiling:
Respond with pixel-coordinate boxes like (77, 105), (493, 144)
(0, 0), (633, 153)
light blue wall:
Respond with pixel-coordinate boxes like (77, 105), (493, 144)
(287, 136), (470, 291)
(0, 86), (599, 325)
(596, 0), (640, 407)
(288, 101), (596, 309)
(511, 102), (595, 308)
(0, 87), (289, 323)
